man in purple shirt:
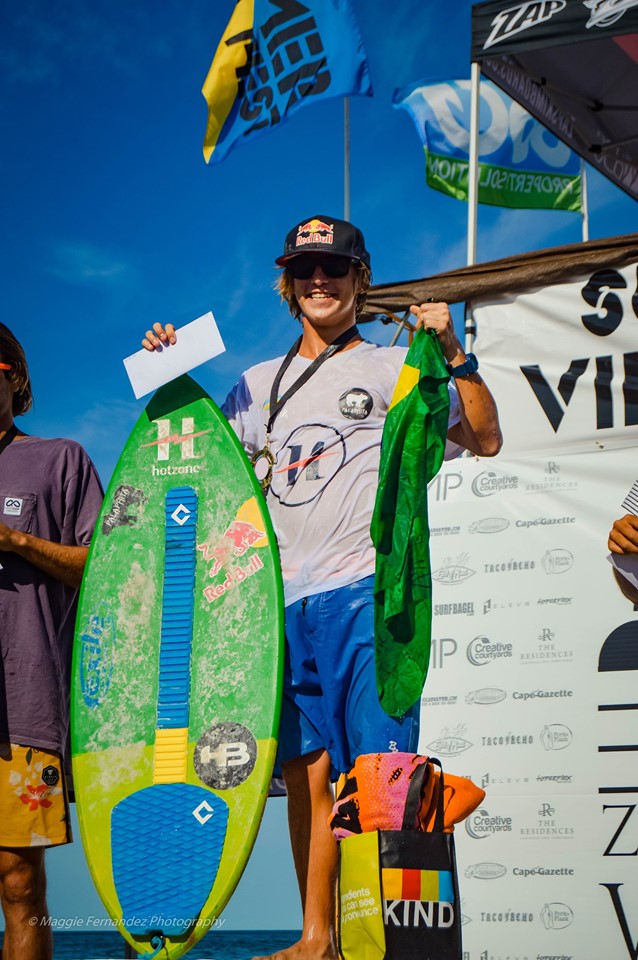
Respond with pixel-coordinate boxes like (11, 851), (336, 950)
(0, 324), (103, 960)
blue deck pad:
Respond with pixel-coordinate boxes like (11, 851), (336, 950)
(111, 784), (229, 937)
(157, 487), (198, 730)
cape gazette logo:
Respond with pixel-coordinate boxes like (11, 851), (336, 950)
(465, 687), (507, 705)
(432, 554), (475, 584)
(472, 470), (519, 497)
(425, 724), (473, 756)
(520, 803), (575, 841)
(466, 808), (513, 839)
(513, 688), (573, 703)
(513, 866), (574, 878)
(469, 517), (510, 534)
(467, 636), (513, 665)
(516, 516), (575, 529)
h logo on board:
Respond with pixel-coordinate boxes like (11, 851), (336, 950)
(155, 417), (197, 461)
(144, 417), (212, 463)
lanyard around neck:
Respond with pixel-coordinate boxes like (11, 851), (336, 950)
(0, 424), (17, 458)
(267, 326), (360, 434)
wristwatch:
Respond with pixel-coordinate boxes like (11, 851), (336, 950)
(446, 353), (479, 378)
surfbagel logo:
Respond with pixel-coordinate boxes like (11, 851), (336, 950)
(472, 471), (518, 497)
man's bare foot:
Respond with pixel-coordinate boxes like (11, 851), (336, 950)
(252, 936), (339, 960)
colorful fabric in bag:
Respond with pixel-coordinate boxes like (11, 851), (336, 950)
(330, 752), (485, 840)
(339, 758), (463, 960)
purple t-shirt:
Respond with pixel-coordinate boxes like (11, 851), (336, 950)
(0, 435), (103, 755)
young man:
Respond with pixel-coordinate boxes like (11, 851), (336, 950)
(143, 216), (502, 960)
(0, 324), (103, 960)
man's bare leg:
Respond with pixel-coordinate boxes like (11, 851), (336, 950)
(0, 847), (52, 960)
(253, 749), (339, 960)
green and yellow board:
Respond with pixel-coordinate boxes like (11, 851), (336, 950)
(71, 376), (284, 959)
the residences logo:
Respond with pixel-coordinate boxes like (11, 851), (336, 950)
(520, 802), (575, 841)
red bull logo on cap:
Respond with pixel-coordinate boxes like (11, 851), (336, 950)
(295, 219), (334, 248)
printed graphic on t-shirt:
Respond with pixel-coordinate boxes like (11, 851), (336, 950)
(3, 497), (23, 516)
(338, 387), (373, 420)
(270, 423), (346, 506)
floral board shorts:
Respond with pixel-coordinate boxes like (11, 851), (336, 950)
(0, 743), (72, 848)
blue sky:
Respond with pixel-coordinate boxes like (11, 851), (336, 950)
(2, 0), (636, 937)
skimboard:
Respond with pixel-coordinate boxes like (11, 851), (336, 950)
(71, 375), (284, 959)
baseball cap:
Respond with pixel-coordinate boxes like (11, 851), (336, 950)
(276, 215), (370, 268)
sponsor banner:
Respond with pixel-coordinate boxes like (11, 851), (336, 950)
(472, 261), (638, 456)
(422, 447), (638, 958)
(393, 78), (581, 211)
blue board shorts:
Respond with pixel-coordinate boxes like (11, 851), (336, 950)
(275, 575), (420, 777)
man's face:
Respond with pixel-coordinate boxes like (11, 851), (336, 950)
(291, 255), (358, 331)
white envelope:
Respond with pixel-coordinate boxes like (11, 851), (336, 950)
(123, 311), (225, 399)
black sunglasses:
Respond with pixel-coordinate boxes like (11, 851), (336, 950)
(287, 254), (354, 280)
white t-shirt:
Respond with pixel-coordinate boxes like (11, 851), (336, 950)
(222, 340), (462, 605)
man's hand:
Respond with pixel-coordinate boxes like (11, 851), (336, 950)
(409, 301), (463, 362)
(410, 301), (502, 458)
(142, 323), (177, 351)
(609, 514), (638, 554)
(0, 521), (89, 589)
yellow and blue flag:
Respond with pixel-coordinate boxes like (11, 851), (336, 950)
(202, 0), (372, 165)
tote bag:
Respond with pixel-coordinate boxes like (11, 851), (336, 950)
(338, 757), (462, 960)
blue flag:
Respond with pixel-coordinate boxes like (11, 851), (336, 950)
(203, 0), (372, 165)
(393, 78), (582, 211)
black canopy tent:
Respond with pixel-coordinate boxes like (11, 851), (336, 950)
(470, 0), (638, 202)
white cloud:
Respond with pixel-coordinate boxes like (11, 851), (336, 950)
(46, 241), (131, 285)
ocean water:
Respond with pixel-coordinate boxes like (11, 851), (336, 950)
(0, 929), (301, 959)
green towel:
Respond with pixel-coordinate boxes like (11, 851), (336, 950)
(371, 329), (450, 717)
